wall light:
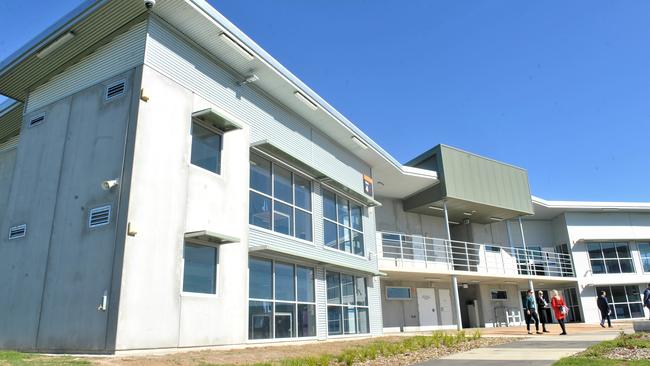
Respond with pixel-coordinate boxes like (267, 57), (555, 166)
(294, 91), (318, 111)
(219, 33), (254, 61)
(490, 217), (504, 222)
(428, 206), (444, 211)
(37, 31), (76, 59)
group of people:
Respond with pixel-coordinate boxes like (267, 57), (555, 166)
(524, 289), (568, 335)
(524, 284), (650, 335)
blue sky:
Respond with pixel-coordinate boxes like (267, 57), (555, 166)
(1, 1), (649, 201)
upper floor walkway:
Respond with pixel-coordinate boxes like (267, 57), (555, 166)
(377, 231), (575, 279)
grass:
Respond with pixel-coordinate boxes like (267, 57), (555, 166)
(0, 351), (90, 366)
(238, 330), (481, 366)
(553, 332), (650, 366)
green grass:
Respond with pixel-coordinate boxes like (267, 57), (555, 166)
(0, 351), (90, 366)
(232, 330), (481, 366)
(553, 332), (650, 366)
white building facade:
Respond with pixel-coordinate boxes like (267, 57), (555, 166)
(0, 0), (648, 354)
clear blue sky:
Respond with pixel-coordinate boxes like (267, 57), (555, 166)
(1, 1), (649, 201)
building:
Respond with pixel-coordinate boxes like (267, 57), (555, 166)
(0, 0), (648, 354)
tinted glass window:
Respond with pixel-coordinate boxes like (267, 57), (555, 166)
(273, 165), (293, 204)
(183, 243), (217, 294)
(249, 258), (272, 299)
(250, 154), (272, 194)
(297, 266), (315, 302)
(191, 122), (222, 174)
(323, 190), (337, 221)
(274, 262), (295, 301)
(294, 175), (311, 210)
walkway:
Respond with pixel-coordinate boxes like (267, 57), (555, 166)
(416, 329), (621, 366)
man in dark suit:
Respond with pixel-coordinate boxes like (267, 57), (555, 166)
(536, 290), (550, 333)
(597, 291), (611, 328)
(644, 284), (650, 320)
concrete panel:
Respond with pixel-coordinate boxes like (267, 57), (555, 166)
(0, 148), (17, 231)
(375, 197), (446, 238)
(0, 99), (71, 350)
(35, 72), (134, 352)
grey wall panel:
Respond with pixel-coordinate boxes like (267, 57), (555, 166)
(25, 22), (147, 114)
(145, 19), (370, 197)
(0, 98), (71, 350)
(315, 267), (327, 340)
(368, 275), (383, 335)
(0, 147), (17, 234)
(35, 72), (134, 352)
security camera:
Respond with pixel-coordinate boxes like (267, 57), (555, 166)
(144, 0), (156, 9)
(102, 179), (119, 191)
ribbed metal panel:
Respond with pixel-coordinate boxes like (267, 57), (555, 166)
(0, 135), (19, 153)
(145, 19), (370, 198)
(25, 22), (147, 113)
(0, 0), (146, 102)
(368, 276), (383, 335)
(315, 266), (327, 340)
(0, 103), (22, 142)
(313, 183), (324, 247)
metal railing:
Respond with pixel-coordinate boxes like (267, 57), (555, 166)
(378, 232), (575, 277)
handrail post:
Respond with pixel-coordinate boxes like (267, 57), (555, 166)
(399, 234), (404, 261)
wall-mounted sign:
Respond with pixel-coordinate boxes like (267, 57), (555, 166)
(363, 175), (373, 196)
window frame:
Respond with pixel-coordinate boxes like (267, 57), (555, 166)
(326, 270), (371, 336)
(595, 285), (644, 320)
(322, 188), (366, 257)
(385, 286), (412, 300)
(586, 241), (635, 275)
(248, 257), (317, 341)
(181, 240), (219, 296)
(249, 153), (314, 242)
(638, 242), (650, 273)
(190, 118), (224, 175)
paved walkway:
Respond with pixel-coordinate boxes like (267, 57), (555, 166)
(416, 330), (621, 366)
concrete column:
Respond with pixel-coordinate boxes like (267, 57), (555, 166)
(518, 217), (528, 251)
(451, 275), (462, 330)
(505, 220), (514, 250)
(443, 200), (452, 241)
(528, 279), (534, 293)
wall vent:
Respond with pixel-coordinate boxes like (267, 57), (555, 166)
(105, 80), (126, 101)
(29, 115), (45, 128)
(9, 224), (27, 240)
(89, 205), (111, 228)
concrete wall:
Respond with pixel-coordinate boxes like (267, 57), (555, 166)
(0, 70), (137, 352)
(0, 146), (17, 232)
(380, 280), (454, 330)
(375, 197), (447, 238)
(114, 66), (250, 350)
(478, 284), (522, 327)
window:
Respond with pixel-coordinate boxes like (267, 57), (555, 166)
(326, 271), (370, 335)
(323, 189), (364, 256)
(249, 154), (313, 241)
(596, 285), (644, 319)
(490, 289), (508, 300)
(587, 242), (635, 274)
(183, 242), (218, 294)
(248, 257), (316, 340)
(191, 121), (223, 174)
(386, 287), (411, 300)
(639, 242), (650, 272)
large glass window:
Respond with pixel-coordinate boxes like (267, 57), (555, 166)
(249, 154), (313, 241)
(182, 242), (218, 294)
(322, 189), (364, 256)
(326, 271), (370, 336)
(190, 121), (223, 174)
(596, 285), (644, 319)
(587, 242), (635, 274)
(248, 257), (316, 340)
(639, 242), (650, 272)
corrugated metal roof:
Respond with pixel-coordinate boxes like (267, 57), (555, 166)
(0, 102), (22, 142)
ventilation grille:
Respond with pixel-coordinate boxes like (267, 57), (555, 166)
(105, 81), (126, 101)
(89, 205), (111, 228)
(9, 224), (27, 240)
(29, 115), (45, 128)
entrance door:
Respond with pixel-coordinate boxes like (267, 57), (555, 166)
(417, 288), (439, 328)
(438, 289), (454, 325)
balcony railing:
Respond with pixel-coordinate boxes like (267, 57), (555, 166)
(378, 232), (575, 278)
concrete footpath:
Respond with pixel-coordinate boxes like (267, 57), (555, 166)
(416, 330), (621, 366)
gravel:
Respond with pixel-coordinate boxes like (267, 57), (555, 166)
(605, 347), (650, 361)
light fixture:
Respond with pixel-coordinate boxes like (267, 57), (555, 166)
(424, 277), (441, 281)
(428, 206), (444, 211)
(489, 217), (504, 222)
(238, 74), (259, 86)
(351, 135), (368, 150)
(448, 220), (460, 225)
(219, 33), (254, 61)
(504, 281), (517, 285)
(470, 280), (480, 284)
(37, 31), (76, 59)
(294, 91), (318, 111)
(463, 212), (472, 216)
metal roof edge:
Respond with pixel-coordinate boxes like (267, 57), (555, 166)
(187, 0), (404, 170)
(532, 195), (650, 210)
(0, 100), (21, 118)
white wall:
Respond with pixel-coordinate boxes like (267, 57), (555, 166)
(375, 197), (447, 238)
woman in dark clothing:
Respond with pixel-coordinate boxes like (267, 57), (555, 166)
(597, 291), (612, 328)
(536, 290), (550, 333)
(525, 290), (542, 335)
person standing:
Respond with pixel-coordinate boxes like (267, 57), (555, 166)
(551, 290), (567, 335)
(524, 290), (542, 335)
(644, 284), (650, 320)
(536, 290), (550, 333)
(597, 291), (612, 328)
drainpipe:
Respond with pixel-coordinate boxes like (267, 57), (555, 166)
(451, 275), (463, 330)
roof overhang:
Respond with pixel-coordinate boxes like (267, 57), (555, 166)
(531, 195), (650, 220)
(184, 230), (239, 245)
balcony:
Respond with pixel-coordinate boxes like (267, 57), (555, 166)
(378, 232), (575, 278)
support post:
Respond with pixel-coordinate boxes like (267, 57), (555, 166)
(518, 217), (528, 252)
(519, 217), (530, 274)
(505, 220), (514, 250)
(451, 275), (463, 330)
(528, 279), (534, 293)
(443, 200), (452, 241)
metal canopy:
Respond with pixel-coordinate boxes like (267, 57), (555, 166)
(184, 230), (239, 245)
(192, 108), (242, 132)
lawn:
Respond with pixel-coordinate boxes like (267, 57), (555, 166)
(554, 332), (650, 366)
(0, 351), (89, 366)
